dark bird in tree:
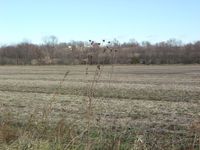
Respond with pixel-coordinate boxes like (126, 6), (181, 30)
(97, 64), (100, 70)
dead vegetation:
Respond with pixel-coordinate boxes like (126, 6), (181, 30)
(0, 65), (200, 149)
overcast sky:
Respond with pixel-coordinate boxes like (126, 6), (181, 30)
(0, 0), (200, 45)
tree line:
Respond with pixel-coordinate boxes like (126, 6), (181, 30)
(0, 37), (200, 65)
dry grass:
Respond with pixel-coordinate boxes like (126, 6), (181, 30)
(0, 65), (200, 149)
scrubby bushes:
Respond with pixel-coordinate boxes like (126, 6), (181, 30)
(0, 39), (200, 65)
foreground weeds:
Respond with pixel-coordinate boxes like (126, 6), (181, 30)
(0, 120), (200, 149)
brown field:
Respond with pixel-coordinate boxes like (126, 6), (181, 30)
(0, 65), (200, 149)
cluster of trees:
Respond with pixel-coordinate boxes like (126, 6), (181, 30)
(0, 36), (200, 65)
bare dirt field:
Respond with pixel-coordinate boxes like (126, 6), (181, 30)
(0, 65), (200, 149)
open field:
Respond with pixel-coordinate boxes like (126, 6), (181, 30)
(0, 65), (200, 149)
